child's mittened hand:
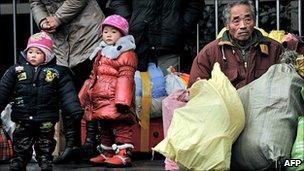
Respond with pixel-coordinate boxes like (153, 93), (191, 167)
(116, 104), (129, 114)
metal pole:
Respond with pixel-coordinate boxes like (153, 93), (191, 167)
(215, 0), (218, 37)
(276, 0), (280, 30)
(30, 11), (33, 35)
(196, 23), (199, 54)
(13, 0), (17, 64)
(299, 0), (302, 36)
(255, 0), (259, 27)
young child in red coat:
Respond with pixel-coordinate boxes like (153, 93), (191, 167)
(78, 14), (137, 167)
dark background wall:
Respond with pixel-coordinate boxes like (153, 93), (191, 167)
(1, 0), (303, 76)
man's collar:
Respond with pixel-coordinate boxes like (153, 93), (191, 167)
(218, 28), (271, 55)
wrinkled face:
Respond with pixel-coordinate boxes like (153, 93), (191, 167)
(26, 47), (45, 66)
(226, 4), (255, 42)
(102, 25), (122, 45)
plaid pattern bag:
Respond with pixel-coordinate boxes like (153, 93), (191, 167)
(0, 125), (13, 161)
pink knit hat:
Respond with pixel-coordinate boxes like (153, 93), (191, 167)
(101, 14), (129, 35)
(24, 31), (54, 63)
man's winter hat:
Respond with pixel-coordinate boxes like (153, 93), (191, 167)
(101, 14), (129, 36)
(24, 31), (54, 63)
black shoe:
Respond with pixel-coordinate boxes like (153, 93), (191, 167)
(53, 147), (79, 164)
(40, 161), (53, 171)
(79, 142), (99, 160)
(9, 157), (26, 171)
(39, 156), (53, 171)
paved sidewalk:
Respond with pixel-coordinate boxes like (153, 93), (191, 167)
(0, 153), (165, 170)
(0, 160), (165, 171)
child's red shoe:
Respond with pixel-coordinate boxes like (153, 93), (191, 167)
(105, 144), (133, 167)
(89, 144), (114, 165)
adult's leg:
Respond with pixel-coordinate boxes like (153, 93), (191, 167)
(53, 115), (80, 164)
(72, 59), (99, 160)
(79, 120), (99, 160)
(54, 59), (93, 163)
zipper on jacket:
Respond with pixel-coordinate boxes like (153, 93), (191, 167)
(33, 67), (40, 84)
(240, 49), (249, 69)
(32, 67), (40, 115)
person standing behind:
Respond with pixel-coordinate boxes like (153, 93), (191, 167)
(109, 0), (203, 73)
(189, 0), (283, 89)
(78, 14), (137, 167)
(29, 0), (104, 163)
(0, 32), (83, 171)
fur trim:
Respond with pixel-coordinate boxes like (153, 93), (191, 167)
(89, 35), (136, 60)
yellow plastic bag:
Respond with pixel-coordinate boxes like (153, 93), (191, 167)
(153, 63), (245, 170)
(268, 30), (286, 43)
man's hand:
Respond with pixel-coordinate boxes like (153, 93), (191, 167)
(46, 16), (59, 30)
(40, 18), (56, 33)
(40, 19), (51, 30)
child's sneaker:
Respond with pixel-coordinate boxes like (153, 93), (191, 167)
(90, 143), (114, 165)
(9, 157), (26, 171)
(105, 143), (133, 168)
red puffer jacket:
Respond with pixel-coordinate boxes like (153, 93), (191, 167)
(79, 51), (137, 121)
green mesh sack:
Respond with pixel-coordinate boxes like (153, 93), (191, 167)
(288, 116), (304, 171)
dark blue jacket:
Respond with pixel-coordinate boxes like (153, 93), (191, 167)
(0, 55), (83, 122)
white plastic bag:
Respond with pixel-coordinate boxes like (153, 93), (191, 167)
(1, 104), (15, 140)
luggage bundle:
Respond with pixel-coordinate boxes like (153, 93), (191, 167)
(133, 63), (189, 152)
(0, 104), (14, 162)
(154, 63), (245, 170)
(231, 51), (304, 170)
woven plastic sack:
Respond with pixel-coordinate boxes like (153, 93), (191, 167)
(288, 116), (304, 171)
(134, 63), (167, 118)
(231, 63), (304, 170)
(153, 63), (245, 170)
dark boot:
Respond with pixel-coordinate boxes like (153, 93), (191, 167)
(9, 157), (26, 171)
(53, 116), (81, 164)
(79, 121), (99, 160)
(39, 156), (53, 171)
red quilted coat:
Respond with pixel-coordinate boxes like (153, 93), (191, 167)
(79, 44), (137, 121)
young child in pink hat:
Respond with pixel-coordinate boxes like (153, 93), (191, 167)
(78, 14), (137, 167)
(0, 31), (83, 171)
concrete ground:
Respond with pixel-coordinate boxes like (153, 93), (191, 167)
(0, 160), (165, 171)
(0, 153), (165, 171)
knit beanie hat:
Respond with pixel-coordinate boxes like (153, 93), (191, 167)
(24, 31), (54, 63)
(101, 14), (129, 36)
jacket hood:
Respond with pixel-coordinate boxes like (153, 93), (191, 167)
(219, 29), (271, 46)
(19, 51), (56, 66)
(89, 35), (136, 60)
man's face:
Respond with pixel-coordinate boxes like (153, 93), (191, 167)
(226, 4), (255, 42)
